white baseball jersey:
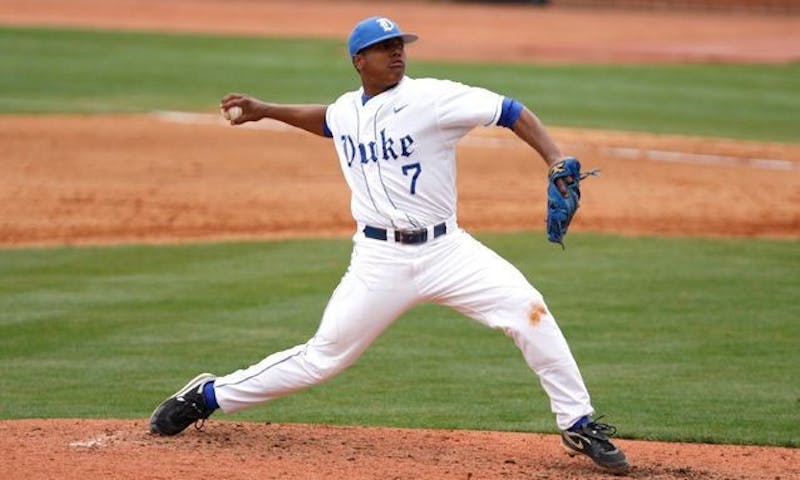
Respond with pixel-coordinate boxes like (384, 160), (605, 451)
(325, 76), (503, 229)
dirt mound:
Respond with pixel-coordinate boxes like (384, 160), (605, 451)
(3, 419), (798, 480)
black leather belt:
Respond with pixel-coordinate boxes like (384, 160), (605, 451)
(363, 223), (447, 245)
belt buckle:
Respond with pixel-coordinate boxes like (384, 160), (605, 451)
(395, 228), (428, 244)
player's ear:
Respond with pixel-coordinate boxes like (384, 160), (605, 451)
(352, 54), (363, 72)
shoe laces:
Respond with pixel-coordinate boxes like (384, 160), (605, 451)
(583, 416), (618, 441)
(193, 418), (207, 431)
(177, 392), (212, 430)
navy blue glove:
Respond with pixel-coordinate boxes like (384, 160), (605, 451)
(546, 157), (588, 248)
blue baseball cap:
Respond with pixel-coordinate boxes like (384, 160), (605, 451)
(348, 16), (418, 57)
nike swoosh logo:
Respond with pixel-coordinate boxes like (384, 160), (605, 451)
(393, 104), (408, 114)
(564, 433), (587, 451)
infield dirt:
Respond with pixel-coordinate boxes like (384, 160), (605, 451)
(1, 1), (798, 479)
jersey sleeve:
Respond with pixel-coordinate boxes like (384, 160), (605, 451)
(322, 117), (333, 138)
(325, 101), (337, 138)
(496, 97), (524, 129)
(324, 90), (360, 139)
(433, 80), (504, 132)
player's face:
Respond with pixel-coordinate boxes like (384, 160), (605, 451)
(354, 37), (406, 95)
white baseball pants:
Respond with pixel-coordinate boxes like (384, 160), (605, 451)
(213, 226), (594, 430)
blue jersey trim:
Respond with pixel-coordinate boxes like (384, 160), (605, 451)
(323, 118), (333, 138)
(497, 97), (523, 128)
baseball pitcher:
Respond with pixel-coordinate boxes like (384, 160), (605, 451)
(150, 16), (628, 474)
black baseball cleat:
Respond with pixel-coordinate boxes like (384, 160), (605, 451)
(561, 417), (630, 474)
(149, 373), (216, 436)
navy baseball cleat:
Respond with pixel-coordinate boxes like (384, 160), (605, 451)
(561, 417), (630, 474)
(149, 373), (216, 436)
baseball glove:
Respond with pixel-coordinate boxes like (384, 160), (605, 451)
(546, 157), (598, 248)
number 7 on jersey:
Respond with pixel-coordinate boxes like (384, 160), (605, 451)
(402, 162), (422, 195)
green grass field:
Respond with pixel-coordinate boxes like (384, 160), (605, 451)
(0, 25), (798, 448)
(1, 235), (798, 447)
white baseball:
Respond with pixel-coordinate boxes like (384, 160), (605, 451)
(224, 106), (243, 121)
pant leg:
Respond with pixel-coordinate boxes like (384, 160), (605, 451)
(214, 239), (419, 413)
(417, 230), (594, 430)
